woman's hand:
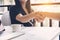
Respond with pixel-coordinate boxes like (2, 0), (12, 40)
(34, 12), (46, 22)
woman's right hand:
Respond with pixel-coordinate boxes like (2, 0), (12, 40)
(33, 12), (46, 22)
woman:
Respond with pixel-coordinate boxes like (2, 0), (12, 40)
(9, 0), (45, 27)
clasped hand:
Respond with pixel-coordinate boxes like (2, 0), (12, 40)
(34, 12), (46, 22)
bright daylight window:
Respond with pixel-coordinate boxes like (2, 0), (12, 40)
(0, 0), (15, 13)
(30, 0), (60, 27)
(0, 0), (15, 19)
(0, 0), (4, 13)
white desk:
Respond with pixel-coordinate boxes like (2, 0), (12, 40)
(0, 26), (59, 40)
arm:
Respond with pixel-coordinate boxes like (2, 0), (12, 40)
(44, 12), (60, 20)
(31, 10), (46, 22)
(16, 12), (35, 23)
(16, 12), (45, 23)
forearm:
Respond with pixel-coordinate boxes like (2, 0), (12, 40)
(16, 13), (35, 23)
(45, 12), (60, 20)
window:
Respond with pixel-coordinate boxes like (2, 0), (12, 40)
(0, 0), (15, 13)
(0, 0), (15, 20)
(30, 0), (60, 27)
(0, 0), (4, 13)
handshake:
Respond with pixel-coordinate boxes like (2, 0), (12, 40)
(32, 12), (47, 22)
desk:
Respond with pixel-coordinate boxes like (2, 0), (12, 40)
(0, 26), (59, 40)
(11, 27), (59, 40)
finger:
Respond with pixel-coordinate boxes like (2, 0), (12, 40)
(34, 17), (40, 22)
(40, 14), (46, 20)
(35, 17), (44, 22)
(41, 12), (46, 18)
(36, 18), (43, 22)
(37, 15), (45, 20)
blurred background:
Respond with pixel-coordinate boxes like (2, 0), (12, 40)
(0, 0), (59, 40)
(0, 0), (60, 27)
